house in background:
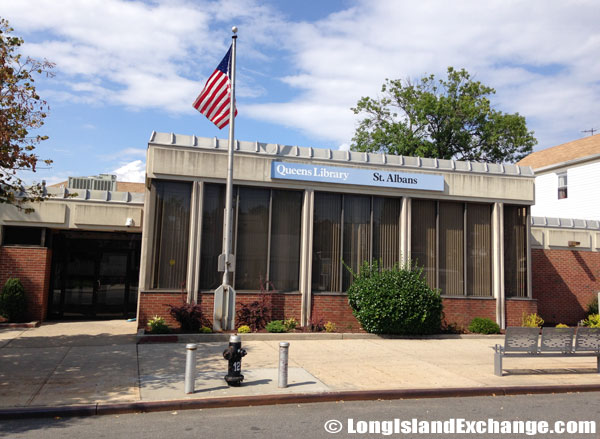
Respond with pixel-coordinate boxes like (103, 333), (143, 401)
(518, 133), (600, 220)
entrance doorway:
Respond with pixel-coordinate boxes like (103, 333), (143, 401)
(48, 231), (141, 319)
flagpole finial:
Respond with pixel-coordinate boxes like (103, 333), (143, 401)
(232, 26), (238, 34)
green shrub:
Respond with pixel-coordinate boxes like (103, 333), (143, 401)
(468, 317), (500, 334)
(587, 296), (598, 315)
(346, 261), (443, 335)
(324, 321), (337, 333)
(582, 314), (600, 328)
(147, 316), (170, 334)
(199, 325), (212, 333)
(265, 320), (287, 333)
(237, 325), (251, 333)
(522, 312), (544, 328)
(556, 323), (569, 328)
(236, 294), (270, 331)
(283, 318), (298, 332)
(0, 278), (27, 322)
(167, 303), (210, 332)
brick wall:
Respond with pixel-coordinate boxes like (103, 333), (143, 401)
(506, 299), (538, 326)
(139, 291), (302, 329)
(531, 248), (600, 325)
(441, 297), (497, 330)
(0, 246), (52, 322)
(311, 294), (362, 331)
(137, 291), (188, 328)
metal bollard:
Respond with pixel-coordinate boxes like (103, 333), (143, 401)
(278, 342), (289, 388)
(184, 343), (197, 394)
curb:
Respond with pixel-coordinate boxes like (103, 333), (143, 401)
(0, 321), (40, 329)
(3, 384), (600, 420)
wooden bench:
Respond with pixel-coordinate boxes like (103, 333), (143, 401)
(494, 327), (600, 376)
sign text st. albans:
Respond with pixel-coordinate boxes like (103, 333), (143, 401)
(271, 161), (444, 191)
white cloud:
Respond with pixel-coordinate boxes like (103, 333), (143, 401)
(4, 0), (600, 154)
(4, 0), (278, 112)
(112, 160), (145, 182)
(247, 0), (600, 149)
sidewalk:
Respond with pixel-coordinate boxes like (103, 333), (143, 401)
(1, 321), (600, 417)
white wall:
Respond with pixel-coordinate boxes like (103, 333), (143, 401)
(532, 161), (600, 220)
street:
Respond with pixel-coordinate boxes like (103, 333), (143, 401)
(2, 392), (598, 439)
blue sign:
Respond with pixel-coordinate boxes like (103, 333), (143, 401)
(271, 161), (444, 191)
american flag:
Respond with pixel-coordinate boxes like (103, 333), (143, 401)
(193, 45), (237, 129)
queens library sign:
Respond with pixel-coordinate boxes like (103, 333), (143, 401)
(271, 161), (444, 191)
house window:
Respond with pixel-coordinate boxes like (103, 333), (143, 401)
(558, 173), (568, 199)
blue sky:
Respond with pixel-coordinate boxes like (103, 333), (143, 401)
(4, 0), (600, 184)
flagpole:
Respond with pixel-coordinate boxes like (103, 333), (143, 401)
(220, 26), (237, 331)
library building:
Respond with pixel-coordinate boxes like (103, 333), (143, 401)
(136, 132), (537, 331)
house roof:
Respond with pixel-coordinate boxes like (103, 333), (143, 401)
(517, 133), (600, 170)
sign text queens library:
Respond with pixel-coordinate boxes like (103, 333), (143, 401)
(271, 161), (444, 191)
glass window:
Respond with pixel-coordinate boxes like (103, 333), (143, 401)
(270, 190), (302, 292)
(200, 185), (301, 292)
(312, 193), (342, 292)
(410, 199), (437, 289)
(410, 200), (493, 297)
(235, 187), (270, 290)
(439, 202), (464, 295)
(342, 195), (371, 291)
(467, 203), (492, 296)
(372, 197), (401, 269)
(504, 205), (528, 297)
(152, 181), (192, 289)
(2, 226), (45, 246)
(200, 184), (228, 290)
(558, 172), (568, 199)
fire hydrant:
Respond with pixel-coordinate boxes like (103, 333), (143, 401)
(223, 334), (247, 386)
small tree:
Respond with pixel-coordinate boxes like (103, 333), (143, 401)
(0, 278), (27, 322)
(351, 67), (537, 163)
(1, 18), (55, 211)
(346, 261), (443, 335)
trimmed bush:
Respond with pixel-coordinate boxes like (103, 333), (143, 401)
(468, 317), (500, 334)
(0, 278), (27, 322)
(147, 316), (170, 334)
(167, 303), (210, 332)
(582, 314), (600, 328)
(522, 312), (544, 328)
(265, 320), (287, 333)
(324, 321), (337, 333)
(283, 318), (298, 332)
(346, 261), (443, 335)
(237, 325), (251, 333)
(556, 323), (569, 328)
(236, 294), (270, 331)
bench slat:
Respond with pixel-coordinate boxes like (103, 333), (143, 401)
(540, 327), (575, 353)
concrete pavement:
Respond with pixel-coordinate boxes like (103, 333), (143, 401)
(1, 320), (600, 417)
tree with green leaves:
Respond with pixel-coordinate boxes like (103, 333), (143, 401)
(1, 17), (54, 210)
(351, 67), (537, 163)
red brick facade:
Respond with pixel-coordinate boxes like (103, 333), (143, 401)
(505, 299), (538, 327)
(441, 297), (497, 330)
(531, 248), (599, 325)
(139, 291), (536, 332)
(0, 246), (52, 322)
(311, 294), (362, 331)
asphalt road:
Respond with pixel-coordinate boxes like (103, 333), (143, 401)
(2, 392), (599, 439)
